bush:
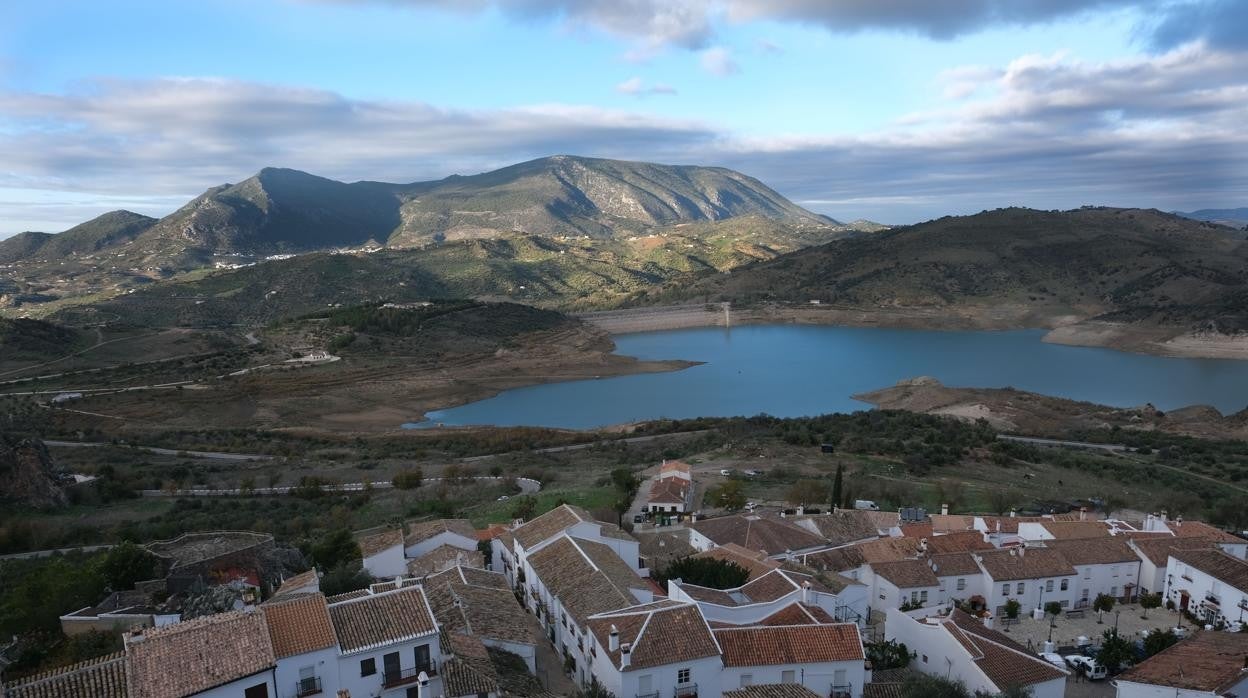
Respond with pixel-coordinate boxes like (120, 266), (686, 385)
(1004, 599), (1021, 619)
(655, 557), (749, 589)
(310, 529), (360, 570)
(392, 468), (423, 490)
(319, 562), (371, 596)
(864, 639), (910, 671)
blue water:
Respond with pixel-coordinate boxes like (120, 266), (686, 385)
(406, 325), (1248, 430)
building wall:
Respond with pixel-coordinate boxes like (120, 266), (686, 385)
(982, 572), (1077, 617)
(1115, 674), (1248, 698)
(1163, 557), (1248, 627)
(60, 613), (154, 637)
(721, 661), (866, 697)
(335, 635), (443, 698)
(614, 655), (724, 698)
(193, 671), (277, 698)
(936, 573), (984, 606)
(872, 576), (941, 613)
(273, 647), (340, 698)
(405, 531), (477, 560)
(363, 544), (407, 579)
(1069, 561), (1141, 606)
(1217, 541), (1248, 560)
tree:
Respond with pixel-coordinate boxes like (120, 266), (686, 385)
(1096, 628), (1134, 673)
(831, 464), (844, 508)
(864, 640), (910, 671)
(987, 687), (1034, 698)
(656, 557), (749, 589)
(1044, 601), (1062, 624)
(319, 562), (372, 597)
(1004, 598), (1021, 619)
(786, 479), (829, 506)
(1142, 628), (1178, 658)
(510, 496), (537, 520)
(392, 468), (423, 490)
(99, 542), (159, 591)
(709, 480), (747, 510)
(899, 674), (970, 698)
(1140, 592), (1162, 619)
(987, 488), (1020, 516)
(310, 529), (361, 571)
(1093, 593), (1115, 623)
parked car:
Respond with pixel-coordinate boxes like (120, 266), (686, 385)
(743, 469), (761, 476)
(1063, 655), (1107, 680)
(719, 469), (732, 476)
(853, 499), (880, 511)
(1038, 652), (1066, 671)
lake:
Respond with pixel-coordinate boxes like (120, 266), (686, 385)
(407, 325), (1248, 429)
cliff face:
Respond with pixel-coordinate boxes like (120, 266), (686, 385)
(0, 437), (68, 509)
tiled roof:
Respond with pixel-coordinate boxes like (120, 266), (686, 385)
(405, 519), (477, 546)
(4, 652), (127, 698)
(780, 563), (859, 595)
(692, 543), (781, 580)
(1044, 537), (1139, 565)
(924, 531), (993, 554)
(357, 528), (404, 558)
(271, 569), (319, 598)
(899, 522), (933, 540)
(636, 530), (699, 566)
(928, 552), (982, 577)
(1169, 520), (1244, 544)
(930, 514), (976, 533)
(944, 608), (1066, 689)
(1171, 548), (1248, 591)
(974, 547), (1075, 581)
(870, 559), (939, 589)
(425, 564), (510, 590)
(587, 602), (720, 671)
(475, 523), (509, 541)
(791, 510), (882, 546)
(126, 610), (276, 698)
(757, 602), (835, 626)
(860, 510), (902, 530)
(679, 569), (809, 607)
(526, 536), (645, 626)
(327, 586), (438, 654)
(262, 593), (337, 659)
(691, 514), (826, 556)
(425, 575), (539, 646)
(978, 516), (1047, 534)
(714, 623), (864, 667)
(863, 667), (923, 698)
(406, 543), (483, 577)
(647, 478), (689, 505)
(324, 588), (370, 603)
(724, 685), (822, 698)
(658, 460), (692, 477)
(1128, 535), (1214, 565)
(1040, 521), (1111, 539)
(1116, 631), (1248, 691)
(803, 537), (921, 573)
(512, 504), (592, 549)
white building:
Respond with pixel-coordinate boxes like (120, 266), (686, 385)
(404, 519), (479, 560)
(885, 608), (1067, 698)
(713, 624), (867, 697)
(327, 585), (445, 698)
(972, 547), (1077, 617)
(646, 477), (693, 515)
(1114, 631), (1248, 697)
(423, 565), (541, 673)
(669, 567), (867, 627)
(866, 559), (941, 612)
(359, 528), (407, 579)
(122, 610), (279, 698)
(506, 504), (644, 584)
(1044, 537), (1142, 605)
(1164, 548), (1248, 627)
(929, 552), (985, 607)
(585, 601), (723, 698)
(264, 594), (341, 698)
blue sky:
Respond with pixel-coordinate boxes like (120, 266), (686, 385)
(1, 0), (1245, 232)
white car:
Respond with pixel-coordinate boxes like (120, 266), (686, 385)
(1038, 652), (1065, 670)
(1063, 655), (1107, 680)
(719, 469), (732, 476)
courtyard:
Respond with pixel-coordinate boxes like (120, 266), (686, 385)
(995, 602), (1189, 653)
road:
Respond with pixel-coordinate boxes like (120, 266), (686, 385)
(44, 440), (273, 461)
(996, 434), (1129, 453)
(140, 475), (541, 497)
(459, 429), (715, 462)
(0, 544), (117, 561)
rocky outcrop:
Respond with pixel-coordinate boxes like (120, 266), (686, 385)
(0, 437), (68, 509)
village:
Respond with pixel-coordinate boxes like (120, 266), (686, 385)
(3, 458), (1247, 698)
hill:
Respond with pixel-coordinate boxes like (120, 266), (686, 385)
(0, 318), (90, 362)
(1177, 207), (1248, 228)
(637, 207), (1248, 347)
(0, 211), (156, 264)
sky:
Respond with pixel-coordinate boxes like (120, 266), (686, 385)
(1, 0), (1246, 234)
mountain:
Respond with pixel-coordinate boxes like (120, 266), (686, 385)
(0, 211), (156, 264)
(1176, 207), (1248, 228)
(645, 206), (1248, 332)
(0, 232), (53, 264)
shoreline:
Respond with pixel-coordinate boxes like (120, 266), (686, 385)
(578, 304), (1248, 361)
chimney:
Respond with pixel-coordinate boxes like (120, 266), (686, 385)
(801, 580), (811, 604)
(1009, 509), (1017, 519)
(1018, 546), (1026, 557)
(1080, 507), (1087, 522)
(608, 625), (620, 652)
(620, 642), (632, 669)
(797, 505), (805, 516)
(941, 503), (949, 516)
(1160, 510), (1168, 524)
(919, 537), (928, 553)
(1175, 515), (1183, 527)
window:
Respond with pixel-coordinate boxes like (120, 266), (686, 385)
(1112, 566), (1119, 577)
(956, 578), (966, 591)
(781, 670), (796, 683)
(406, 689), (420, 698)
(677, 668), (691, 685)
(1045, 579), (1054, 592)
(910, 591), (919, 604)
(1060, 600), (1069, 608)
(1060, 579), (1069, 591)
(360, 658), (376, 677)
(1084, 567), (1091, 580)
(1002, 584), (1009, 596)
(1082, 589), (1090, 600)
(739, 675), (753, 688)
(834, 669), (847, 686)
(244, 685), (269, 698)
(1017, 582), (1025, 594)
(639, 675), (654, 693)
(922, 654), (929, 664)
(920, 590), (928, 604)
(1111, 586), (1118, 597)
(414, 643), (432, 672)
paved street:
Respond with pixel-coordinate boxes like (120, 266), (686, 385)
(996, 602), (1187, 652)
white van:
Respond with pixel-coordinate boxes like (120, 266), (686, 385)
(853, 500), (880, 511)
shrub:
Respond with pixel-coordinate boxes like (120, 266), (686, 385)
(392, 469), (423, 490)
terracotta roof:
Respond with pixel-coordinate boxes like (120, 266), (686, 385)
(724, 686), (822, 698)
(1040, 521), (1111, 539)
(636, 529), (699, 566)
(261, 592), (337, 659)
(647, 478), (689, 505)
(658, 460), (692, 477)
(862, 668), (923, 698)
(587, 602), (720, 671)
(271, 569), (319, 598)
(125, 611), (275, 698)
(974, 547), (1075, 581)
(943, 609), (1067, 689)
(425, 564), (511, 590)
(512, 504), (593, 549)
(357, 528), (404, 558)
(924, 531), (993, 554)
(780, 563), (860, 595)
(899, 522), (933, 540)
(1117, 631), (1248, 691)
(1171, 548), (1248, 591)
(442, 636), (500, 698)
(859, 510), (901, 530)
(4, 652), (127, 698)
(714, 623), (864, 667)
(691, 514), (826, 556)
(871, 559), (939, 589)
(475, 523), (509, 541)
(405, 519), (477, 546)
(324, 588), (369, 603)
(930, 514), (976, 533)
(678, 569), (809, 607)
(327, 586), (438, 654)
(692, 543), (781, 580)
(1169, 520), (1245, 544)
(928, 552), (982, 577)
(425, 575), (539, 646)
(1128, 535), (1214, 566)
(803, 537), (921, 573)
(978, 515), (1047, 534)
(791, 510), (882, 546)
(1044, 537), (1139, 566)
(406, 543), (483, 577)
(526, 536), (645, 626)
(757, 602), (836, 626)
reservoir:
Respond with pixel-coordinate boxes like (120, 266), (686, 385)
(408, 325), (1248, 430)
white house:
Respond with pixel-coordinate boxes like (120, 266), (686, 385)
(1164, 548), (1248, 627)
(424, 565), (541, 673)
(1044, 537), (1142, 605)
(507, 504), (644, 583)
(358, 528), (407, 579)
(885, 608), (1067, 698)
(866, 559), (941, 612)
(928, 552), (985, 606)
(646, 477), (692, 515)
(657, 459), (693, 483)
(1166, 520), (1248, 559)
(972, 547), (1077, 617)
(713, 624), (867, 697)
(404, 519), (478, 560)
(585, 601), (722, 698)
(123, 610), (279, 698)
(264, 593), (341, 698)
(327, 585), (445, 698)
(669, 568), (867, 627)
(1113, 631), (1248, 697)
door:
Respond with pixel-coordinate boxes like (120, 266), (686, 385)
(1180, 591), (1190, 611)
(414, 644), (432, 673)
(384, 651), (401, 683)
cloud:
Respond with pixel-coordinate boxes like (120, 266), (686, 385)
(615, 77), (678, 96)
(756, 39), (783, 55)
(1148, 0), (1248, 50)
(1, 41), (1245, 231)
(700, 46), (740, 75)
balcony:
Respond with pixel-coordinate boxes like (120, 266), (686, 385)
(295, 677), (322, 697)
(674, 684), (698, 698)
(1205, 594), (1221, 607)
(830, 685), (853, 698)
(637, 693), (660, 698)
(382, 662), (439, 689)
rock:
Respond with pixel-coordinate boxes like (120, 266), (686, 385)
(0, 436), (68, 509)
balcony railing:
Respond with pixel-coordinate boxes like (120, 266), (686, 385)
(295, 676), (322, 697)
(382, 662), (439, 688)
(830, 684), (853, 698)
(637, 692), (660, 698)
(674, 683), (697, 698)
